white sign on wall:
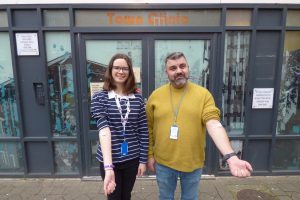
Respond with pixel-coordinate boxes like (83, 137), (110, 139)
(16, 33), (39, 56)
(252, 88), (274, 109)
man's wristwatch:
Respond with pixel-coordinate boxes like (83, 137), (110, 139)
(222, 152), (237, 162)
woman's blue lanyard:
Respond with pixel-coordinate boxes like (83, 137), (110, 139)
(115, 95), (130, 141)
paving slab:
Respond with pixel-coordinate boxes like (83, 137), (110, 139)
(0, 176), (300, 200)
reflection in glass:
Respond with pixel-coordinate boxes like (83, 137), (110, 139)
(45, 32), (76, 137)
(43, 10), (70, 27)
(222, 31), (250, 135)
(273, 140), (300, 170)
(86, 40), (142, 130)
(0, 33), (20, 137)
(287, 10), (300, 27)
(155, 40), (210, 89)
(0, 11), (8, 27)
(0, 142), (23, 172)
(226, 9), (252, 26)
(91, 140), (99, 167)
(276, 32), (300, 135)
(54, 142), (79, 173)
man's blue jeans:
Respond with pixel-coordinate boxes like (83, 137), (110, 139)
(156, 163), (202, 200)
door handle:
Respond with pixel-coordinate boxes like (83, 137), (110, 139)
(33, 82), (45, 105)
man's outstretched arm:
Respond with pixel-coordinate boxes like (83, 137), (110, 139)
(206, 119), (253, 177)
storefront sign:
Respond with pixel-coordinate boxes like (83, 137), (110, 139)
(15, 33), (39, 56)
(252, 88), (274, 109)
(106, 11), (189, 25)
(75, 10), (220, 27)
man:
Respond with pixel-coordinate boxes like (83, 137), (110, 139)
(146, 52), (253, 200)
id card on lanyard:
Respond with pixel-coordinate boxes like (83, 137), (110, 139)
(170, 125), (179, 139)
(115, 95), (130, 156)
(169, 84), (188, 140)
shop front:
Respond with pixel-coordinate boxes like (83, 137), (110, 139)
(0, 4), (299, 177)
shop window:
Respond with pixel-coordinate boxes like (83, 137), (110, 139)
(12, 9), (38, 27)
(247, 140), (270, 171)
(226, 9), (252, 26)
(272, 140), (300, 170)
(154, 40), (210, 88)
(276, 31), (300, 135)
(257, 9), (282, 27)
(54, 142), (79, 173)
(0, 142), (23, 172)
(43, 10), (69, 27)
(75, 10), (103, 27)
(222, 31), (250, 135)
(85, 40), (142, 130)
(287, 10), (300, 27)
(189, 10), (220, 26)
(45, 32), (76, 137)
(0, 11), (8, 27)
(0, 33), (20, 137)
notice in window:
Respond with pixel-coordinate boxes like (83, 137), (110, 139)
(90, 82), (103, 100)
(252, 88), (274, 109)
(16, 33), (39, 56)
(133, 67), (140, 83)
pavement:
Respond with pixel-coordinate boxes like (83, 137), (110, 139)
(1, 176), (300, 200)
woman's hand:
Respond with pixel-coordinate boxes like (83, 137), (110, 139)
(136, 163), (146, 177)
(103, 169), (116, 196)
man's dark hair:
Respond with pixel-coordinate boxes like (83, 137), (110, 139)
(164, 52), (187, 66)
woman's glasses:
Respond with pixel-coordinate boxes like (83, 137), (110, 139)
(112, 66), (129, 73)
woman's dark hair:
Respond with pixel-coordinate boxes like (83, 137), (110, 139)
(103, 53), (137, 94)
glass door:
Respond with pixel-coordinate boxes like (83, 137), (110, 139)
(153, 39), (210, 89)
(79, 34), (217, 176)
(149, 34), (217, 174)
(79, 34), (147, 175)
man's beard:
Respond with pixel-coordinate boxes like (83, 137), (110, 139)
(174, 76), (188, 88)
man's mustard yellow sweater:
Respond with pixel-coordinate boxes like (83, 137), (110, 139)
(146, 82), (220, 172)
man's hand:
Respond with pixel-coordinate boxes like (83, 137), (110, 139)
(103, 169), (116, 196)
(147, 157), (156, 172)
(227, 156), (253, 177)
(137, 163), (146, 177)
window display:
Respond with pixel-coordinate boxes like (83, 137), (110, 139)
(46, 32), (76, 136)
(222, 31), (250, 135)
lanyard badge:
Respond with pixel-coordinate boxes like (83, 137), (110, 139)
(115, 95), (130, 156)
(170, 125), (179, 140)
(121, 141), (128, 156)
(169, 84), (188, 140)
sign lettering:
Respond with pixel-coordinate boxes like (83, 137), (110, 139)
(106, 11), (189, 26)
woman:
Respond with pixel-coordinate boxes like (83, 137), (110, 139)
(91, 53), (149, 200)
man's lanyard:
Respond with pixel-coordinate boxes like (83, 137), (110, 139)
(115, 95), (131, 139)
(170, 83), (188, 125)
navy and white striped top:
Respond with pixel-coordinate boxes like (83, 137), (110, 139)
(91, 90), (149, 164)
